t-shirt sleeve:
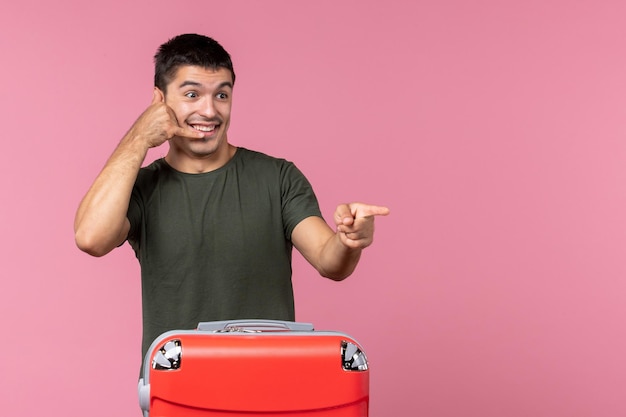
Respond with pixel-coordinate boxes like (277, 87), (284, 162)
(125, 184), (143, 253)
(280, 162), (323, 239)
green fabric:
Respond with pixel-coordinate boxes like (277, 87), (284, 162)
(127, 147), (322, 361)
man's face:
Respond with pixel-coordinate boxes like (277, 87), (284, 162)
(163, 65), (233, 159)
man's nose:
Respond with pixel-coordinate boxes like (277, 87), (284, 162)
(199, 97), (217, 118)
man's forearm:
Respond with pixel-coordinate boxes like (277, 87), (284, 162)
(317, 233), (363, 281)
(74, 134), (149, 256)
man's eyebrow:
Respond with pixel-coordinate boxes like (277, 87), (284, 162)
(217, 81), (234, 90)
(178, 80), (202, 88)
(178, 80), (234, 89)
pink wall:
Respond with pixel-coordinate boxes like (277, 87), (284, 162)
(2, 0), (626, 415)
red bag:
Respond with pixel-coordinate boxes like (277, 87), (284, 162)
(138, 320), (369, 416)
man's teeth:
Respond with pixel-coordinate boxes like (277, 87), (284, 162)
(192, 125), (216, 132)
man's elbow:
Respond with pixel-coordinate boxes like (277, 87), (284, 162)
(319, 268), (353, 282)
(74, 229), (115, 257)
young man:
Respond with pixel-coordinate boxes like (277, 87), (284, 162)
(74, 34), (389, 360)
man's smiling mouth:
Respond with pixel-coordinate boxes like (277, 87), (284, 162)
(190, 124), (217, 132)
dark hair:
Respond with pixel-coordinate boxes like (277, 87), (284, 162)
(154, 34), (235, 92)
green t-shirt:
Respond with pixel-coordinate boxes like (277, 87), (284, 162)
(127, 147), (322, 359)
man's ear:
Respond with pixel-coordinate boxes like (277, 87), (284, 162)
(154, 87), (165, 102)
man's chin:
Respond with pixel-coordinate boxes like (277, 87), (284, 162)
(189, 141), (222, 157)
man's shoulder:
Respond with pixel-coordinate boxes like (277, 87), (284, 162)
(137, 158), (167, 173)
(237, 147), (287, 163)
(134, 159), (169, 187)
(236, 147), (295, 172)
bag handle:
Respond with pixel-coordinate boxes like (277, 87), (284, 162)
(197, 319), (314, 332)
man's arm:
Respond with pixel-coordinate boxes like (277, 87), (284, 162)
(74, 89), (203, 257)
(291, 203), (390, 281)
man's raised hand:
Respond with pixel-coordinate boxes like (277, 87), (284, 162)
(334, 202), (390, 249)
(128, 88), (204, 149)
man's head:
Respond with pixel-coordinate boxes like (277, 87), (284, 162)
(154, 34), (235, 93)
(154, 34), (236, 169)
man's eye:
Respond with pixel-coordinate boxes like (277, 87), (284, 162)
(217, 92), (228, 100)
(185, 91), (198, 98)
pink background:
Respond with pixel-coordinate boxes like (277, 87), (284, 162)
(2, 1), (626, 416)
